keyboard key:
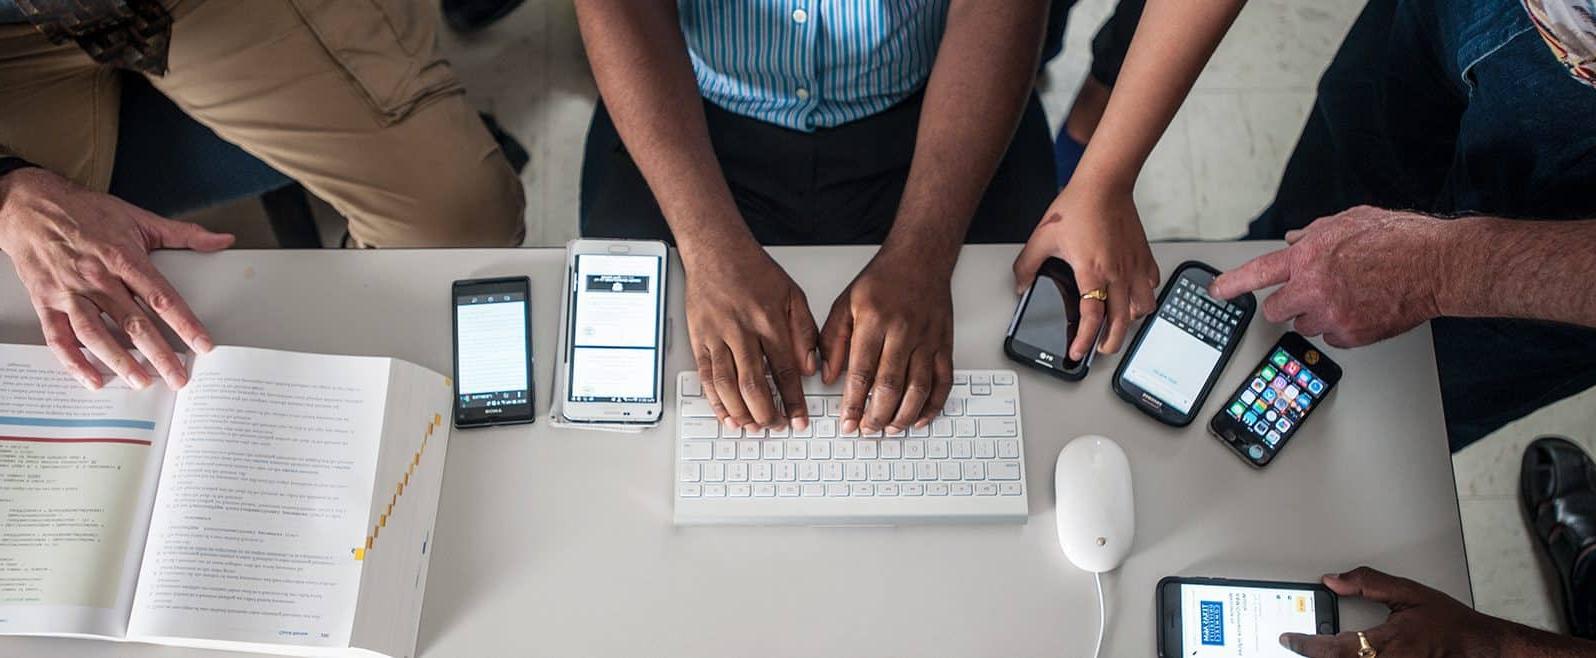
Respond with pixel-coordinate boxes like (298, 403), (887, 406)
(682, 375), (702, 397)
(778, 483), (801, 497)
(993, 372), (1015, 385)
(962, 461), (986, 480)
(821, 463), (844, 481)
(869, 462), (892, 481)
(704, 463), (726, 482)
(727, 463), (749, 482)
(746, 427), (767, 439)
(951, 483), (974, 496)
(988, 461), (1022, 481)
(971, 373), (993, 387)
(728, 484), (751, 497)
(916, 462), (938, 481)
(721, 425), (742, 439)
(909, 425), (930, 438)
(826, 398), (845, 417)
(801, 484), (824, 497)
(754, 483), (776, 497)
(775, 462), (797, 481)
(955, 419), (977, 437)
(928, 440), (949, 459)
(806, 399), (826, 417)
(999, 482), (1022, 496)
(970, 383), (992, 396)
(902, 440), (925, 459)
(826, 484), (850, 496)
(681, 398), (715, 417)
(880, 440), (902, 459)
(798, 463), (820, 481)
(953, 373), (970, 385)
(943, 398), (964, 416)
(951, 440), (972, 459)
(682, 419), (720, 439)
(679, 463), (701, 482)
(682, 442), (713, 460)
(965, 398), (1016, 416)
(750, 463), (772, 482)
(809, 440), (831, 459)
(785, 441), (807, 460)
(975, 483), (998, 496)
(738, 441), (760, 460)
(762, 441), (784, 460)
(704, 484), (727, 497)
(856, 441), (878, 459)
(715, 442), (737, 460)
(832, 440), (855, 459)
(845, 463), (868, 481)
(877, 483), (899, 496)
(851, 483), (874, 497)
(927, 483), (949, 496)
(932, 419), (953, 437)
(901, 483), (925, 496)
(939, 462), (962, 481)
(997, 440), (1020, 459)
(974, 440), (996, 459)
(977, 418), (1018, 438)
(814, 418), (838, 437)
(768, 426), (790, 438)
(892, 462), (914, 481)
(792, 423), (814, 438)
(679, 484), (701, 497)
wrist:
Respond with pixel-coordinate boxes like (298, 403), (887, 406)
(878, 233), (959, 277)
(1429, 216), (1497, 318)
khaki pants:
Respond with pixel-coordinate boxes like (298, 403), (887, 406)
(0, 0), (525, 247)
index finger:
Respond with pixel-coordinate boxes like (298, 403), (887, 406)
(840, 327), (883, 434)
(123, 260), (214, 353)
(760, 333), (807, 431)
(1210, 248), (1294, 300)
(1278, 631), (1358, 658)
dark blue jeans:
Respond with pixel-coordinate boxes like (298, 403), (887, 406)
(1248, 0), (1596, 452)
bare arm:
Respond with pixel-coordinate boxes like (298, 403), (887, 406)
(1438, 217), (1596, 328)
(878, 0), (1048, 271)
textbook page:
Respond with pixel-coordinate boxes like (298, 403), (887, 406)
(0, 344), (176, 638)
(348, 359), (452, 658)
(126, 347), (390, 652)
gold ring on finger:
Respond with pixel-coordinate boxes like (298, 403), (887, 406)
(1080, 288), (1109, 303)
(1356, 631), (1377, 658)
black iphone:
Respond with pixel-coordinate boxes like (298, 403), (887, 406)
(1004, 257), (1100, 381)
(1157, 576), (1338, 657)
(1113, 261), (1255, 426)
(452, 277), (535, 428)
(1208, 332), (1342, 467)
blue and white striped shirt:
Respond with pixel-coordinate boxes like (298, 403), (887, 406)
(680, 1), (951, 132)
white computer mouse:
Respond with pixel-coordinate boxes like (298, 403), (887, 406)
(1054, 435), (1135, 573)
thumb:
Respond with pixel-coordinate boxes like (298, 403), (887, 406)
(1324, 567), (1431, 610)
(1012, 238), (1050, 295)
(1278, 632), (1335, 657)
(144, 214), (235, 252)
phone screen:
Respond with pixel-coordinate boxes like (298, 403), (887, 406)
(1178, 583), (1321, 657)
(566, 253), (664, 404)
(1120, 269), (1248, 415)
(1211, 333), (1340, 465)
(1012, 273), (1082, 367)
(453, 278), (533, 426)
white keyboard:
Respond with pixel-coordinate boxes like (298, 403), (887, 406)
(674, 370), (1029, 525)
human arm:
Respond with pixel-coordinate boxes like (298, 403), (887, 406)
(1209, 207), (1596, 348)
(1282, 567), (1596, 657)
(573, 0), (820, 431)
(1015, 0), (1248, 360)
(823, 0), (1047, 433)
(0, 166), (233, 390)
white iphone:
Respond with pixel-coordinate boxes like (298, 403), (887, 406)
(559, 239), (669, 424)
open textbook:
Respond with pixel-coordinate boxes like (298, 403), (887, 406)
(0, 344), (453, 658)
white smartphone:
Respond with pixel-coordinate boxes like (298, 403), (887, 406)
(559, 239), (669, 424)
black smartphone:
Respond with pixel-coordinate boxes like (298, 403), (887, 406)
(1004, 257), (1099, 381)
(1208, 332), (1341, 467)
(1113, 261), (1256, 426)
(1157, 576), (1339, 658)
(452, 277), (535, 428)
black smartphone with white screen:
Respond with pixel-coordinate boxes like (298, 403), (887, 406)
(1157, 576), (1338, 658)
(452, 277), (535, 428)
(1113, 261), (1255, 426)
(1005, 257), (1099, 381)
(1208, 332), (1342, 467)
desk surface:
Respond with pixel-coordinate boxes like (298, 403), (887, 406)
(0, 243), (1468, 657)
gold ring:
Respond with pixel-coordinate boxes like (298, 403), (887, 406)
(1080, 289), (1109, 303)
(1356, 631), (1377, 658)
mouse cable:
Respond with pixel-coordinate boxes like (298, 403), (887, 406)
(1092, 571), (1106, 658)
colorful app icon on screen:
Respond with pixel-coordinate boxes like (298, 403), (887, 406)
(1295, 370), (1313, 388)
(1252, 400), (1268, 414)
(1271, 350), (1290, 367)
(1253, 420), (1270, 435)
(1307, 378), (1326, 396)
(1261, 388), (1278, 402)
(1250, 378), (1267, 393)
(1260, 365), (1278, 381)
(1296, 394), (1313, 409)
(1241, 390), (1257, 404)
(1285, 385), (1301, 400)
(1265, 430), (1282, 446)
(1266, 410), (1278, 422)
(1243, 411), (1259, 426)
(1271, 376), (1288, 391)
(1275, 418), (1292, 433)
(1229, 402), (1246, 418)
(1283, 360), (1301, 376)
(1273, 396), (1290, 411)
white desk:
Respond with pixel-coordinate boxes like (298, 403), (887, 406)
(0, 244), (1469, 657)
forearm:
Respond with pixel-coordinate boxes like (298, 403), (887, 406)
(1497, 620), (1596, 657)
(1437, 217), (1596, 328)
(1071, 0), (1247, 194)
(572, 0), (755, 269)
(882, 0), (1047, 272)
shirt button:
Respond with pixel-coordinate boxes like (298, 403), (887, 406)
(796, 87), (810, 100)
(792, 8), (808, 23)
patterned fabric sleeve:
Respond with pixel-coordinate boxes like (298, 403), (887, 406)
(1523, 0), (1596, 87)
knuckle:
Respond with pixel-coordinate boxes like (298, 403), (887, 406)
(143, 288), (176, 313)
(845, 370), (875, 389)
(770, 364), (801, 382)
(737, 377), (766, 395)
(873, 374), (904, 393)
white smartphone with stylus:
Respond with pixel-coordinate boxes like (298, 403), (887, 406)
(558, 239), (668, 424)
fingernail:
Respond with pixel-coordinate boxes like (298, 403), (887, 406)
(841, 419), (858, 433)
(75, 372), (99, 390)
(128, 371), (151, 390)
(915, 419), (930, 428)
(723, 417), (738, 429)
(1323, 573), (1340, 581)
(195, 336), (215, 353)
(806, 352), (817, 373)
(793, 417), (809, 431)
(743, 423), (759, 433)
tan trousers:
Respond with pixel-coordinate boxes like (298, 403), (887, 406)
(0, 0), (525, 247)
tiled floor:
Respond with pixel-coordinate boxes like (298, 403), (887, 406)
(190, 0), (1596, 635)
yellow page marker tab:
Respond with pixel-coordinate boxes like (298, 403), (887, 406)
(353, 548), (365, 561)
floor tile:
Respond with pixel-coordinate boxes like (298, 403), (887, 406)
(1459, 496), (1566, 633)
(1185, 90), (1316, 239)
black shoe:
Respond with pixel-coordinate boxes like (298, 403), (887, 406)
(443, 0), (525, 33)
(478, 112), (529, 174)
(1521, 436), (1596, 639)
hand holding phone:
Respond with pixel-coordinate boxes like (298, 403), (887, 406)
(453, 277), (535, 428)
(1005, 257), (1101, 381)
(1157, 576), (1339, 658)
(1113, 261), (1255, 426)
